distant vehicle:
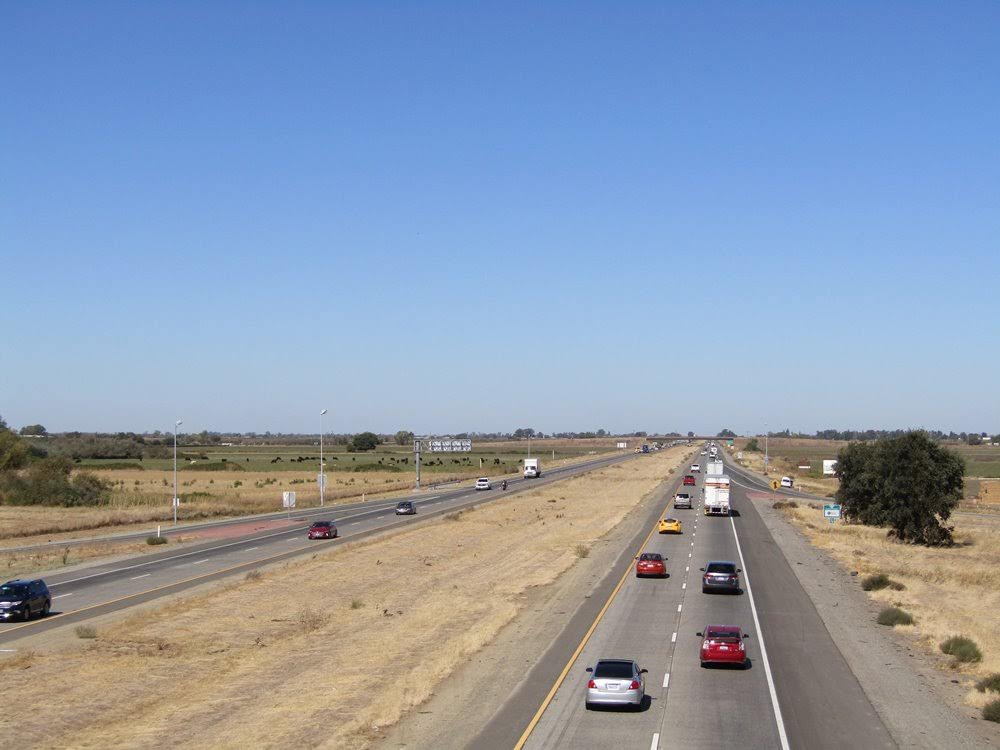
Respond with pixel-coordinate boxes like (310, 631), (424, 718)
(635, 552), (667, 577)
(523, 458), (541, 478)
(698, 624), (749, 668)
(475, 477), (492, 491)
(307, 520), (338, 539)
(683, 475), (696, 486)
(673, 492), (693, 509)
(658, 517), (682, 534)
(703, 474), (731, 516)
(781, 476), (794, 488)
(642, 444), (650, 454)
(701, 561), (741, 594)
(700, 450), (707, 456)
(585, 659), (647, 709)
(706, 460), (724, 475)
(690, 463), (701, 473)
(395, 501), (416, 515)
(0, 579), (51, 621)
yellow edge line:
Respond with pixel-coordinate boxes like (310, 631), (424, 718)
(512, 493), (671, 750)
(1, 543), (314, 638)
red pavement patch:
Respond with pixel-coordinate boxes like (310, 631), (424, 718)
(746, 491), (777, 501)
(184, 518), (300, 540)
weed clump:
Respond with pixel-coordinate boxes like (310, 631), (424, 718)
(876, 607), (914, 626)
(940, 636), (982, 664)
(74, 625), (97, 639)
(574, 544), (590, 559)
(984, 699), (1000, 723)
(146, 535), (168, 545)
(772, 500), (798, 510)
(350, 599), (363, 610)
(975, 674), (1000, 694)
(244, 569), (262, 582)
(860, 572), (904, 591)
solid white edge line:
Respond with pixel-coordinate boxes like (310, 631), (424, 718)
(663, 672), (670, 688)
(730, 515), (791, 750)
(651, 732), (660, 750)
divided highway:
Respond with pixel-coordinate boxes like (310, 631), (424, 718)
(479, 447), (894, 750)
(0, 451), (636, 644)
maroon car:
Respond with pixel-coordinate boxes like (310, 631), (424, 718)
(683, 475), (696, 486)
(635, 552), (667, 578)
(307, 520), (338, 540)
(698, 624), (749, 668)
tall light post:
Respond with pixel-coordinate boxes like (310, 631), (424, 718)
(173, 419), (182, 525)
(319, 409), (328, 507)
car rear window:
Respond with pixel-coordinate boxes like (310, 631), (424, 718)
(593, 661), (634, 679)
(0, 584), (28, 598)
(706, 563), (736, 574)
(313, 522), (330, 528)
(638, 553), (661, 561)
(707, 629), (741, 639)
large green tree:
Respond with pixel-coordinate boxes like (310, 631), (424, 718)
(836, 432), (964, 545)
(394, 430), (414, 446)
(349, 431), (381, 452)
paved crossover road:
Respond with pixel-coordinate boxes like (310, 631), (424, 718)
(477, 446), (894, 750)
(0, 451), (637, 644)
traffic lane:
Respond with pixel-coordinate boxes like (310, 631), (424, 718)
(0, 453), (645, 641)
(732, 481), (895, 749)
(659, 498), (782, 749)
(523, 500), (687, 749)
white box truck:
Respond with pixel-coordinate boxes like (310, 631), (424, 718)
(707, 460), (724, 475)
(523, 458), (541, 478)
(704, 474), (731, 516)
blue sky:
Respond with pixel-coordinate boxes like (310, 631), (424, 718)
(2, 2), (998, 435)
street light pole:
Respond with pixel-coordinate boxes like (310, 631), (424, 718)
(173, 419), (182, 525)
(319, 409), (327, 506)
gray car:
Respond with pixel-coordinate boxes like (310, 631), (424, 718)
(585, 659), (647, 710)
(701, 561), (741, 594)
(674, 492), (693, 509)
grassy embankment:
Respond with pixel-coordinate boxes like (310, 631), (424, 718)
(0, 445), (692, 749)
(775, 501), (1000, 713)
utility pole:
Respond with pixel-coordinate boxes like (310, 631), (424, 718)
(173, 419), (183, 524)
(319, 409), (327, 506)
(414, 438), (422, 490)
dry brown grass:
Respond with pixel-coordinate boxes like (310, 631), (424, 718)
(0, 537), (189, 580)
(733, 444), (839, 496)
(777, 503), (1000, 706)
(0, 446), (692, 749)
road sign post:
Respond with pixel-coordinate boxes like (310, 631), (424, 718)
(770, 478), (779, 503)
(282, 491), (297, 519)
(823, 503), (842, 525)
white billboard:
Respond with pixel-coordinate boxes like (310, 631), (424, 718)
(429, 439), (473, 452)
(616, 442), (627, 449)
(822, 459), (838, 476)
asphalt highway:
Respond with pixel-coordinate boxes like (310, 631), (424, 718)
(0, 451), (636, 644)
(479, 447), (895, 750)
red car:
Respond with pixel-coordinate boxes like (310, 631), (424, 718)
(683, 475), (696, 486)
(697, 624), (749, 668)
(635, 552), (667, 578)
(307, 520), (338, 539)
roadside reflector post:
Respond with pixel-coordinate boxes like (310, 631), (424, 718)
(157, 525), (161, 538)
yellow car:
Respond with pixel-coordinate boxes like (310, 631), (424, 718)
(658, 517), (682, 534)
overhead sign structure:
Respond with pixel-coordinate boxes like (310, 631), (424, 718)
(428, 439), (473, 452)
(822, 459), (838, 476)
(823, 503), (842, 524)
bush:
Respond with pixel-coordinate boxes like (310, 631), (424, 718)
(861, 573), (890, 591)
(773, 500), (798, 510)
(574, 544), (590, 559)
(350, 599), (363, 610)
(984, 699), (1000, 723)
(74, 625), (97, 639)
(876, 607), (914, 626)
(0, 457), (111, 507)
(244, 569), (262, 581)
(146, 535), (168, 545)
(744, 438), (760, 452)
(975, 674), (1000, 694)
(940, 636), (982, 663)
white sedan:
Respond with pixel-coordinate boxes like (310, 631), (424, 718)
(474, 477), (492, 491)
(690, 464), (701, 473)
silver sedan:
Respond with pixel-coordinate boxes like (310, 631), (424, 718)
(585, 659), (647, 710)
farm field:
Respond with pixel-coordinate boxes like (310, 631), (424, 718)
(0, 440), (619, 544)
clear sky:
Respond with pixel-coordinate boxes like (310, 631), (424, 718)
(3, 2), (998, 436)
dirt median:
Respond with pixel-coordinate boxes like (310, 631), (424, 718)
(0, 446), (691, 749)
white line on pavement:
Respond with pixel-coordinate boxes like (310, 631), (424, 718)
(245, 547), (259, 552)
(192, 559), (210, 565)
(663, 672), (670, 688)
(730, 515), (791, 750)
(682, 582), (687, 589)
(685, 566), (689, 572)
(53, 593), (73, 598)
(130, 574), (150, 580)
(0, 649), (17, 652)
(671, 631), (677, 643)
(677, 604), (682, 612)
(651, 732), (660, 750)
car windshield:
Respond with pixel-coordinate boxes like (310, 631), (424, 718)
(706, 563), (736, 574)
(639, 553), (661, 561)
(0, 584), (28, 598)
(707, 629), (741, 639)
(593, 661), (635, 679)
(677, 493), (689, 498)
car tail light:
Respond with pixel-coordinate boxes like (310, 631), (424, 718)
(629, 680), (640, 690)
(587, 680), (596, 689)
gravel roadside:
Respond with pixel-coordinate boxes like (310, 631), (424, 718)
(753, 498), (999, 749)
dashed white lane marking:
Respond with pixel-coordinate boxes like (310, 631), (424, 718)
(651, 733), (660, 750)
(245, 547), (259, 552)
(192, 559), (210, 565)
(685, 566), (689, 572)
(130, 574), (150, 580)
(688, 553), (692, 558)
(663, 672), (670, 688)
(677, 604), (683, 612)
(671, 631), (677, 643)
(53, 593), (73, 598)
(682, 582), (687, 589)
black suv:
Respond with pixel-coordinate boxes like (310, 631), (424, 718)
(0, 579), (51, 621)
